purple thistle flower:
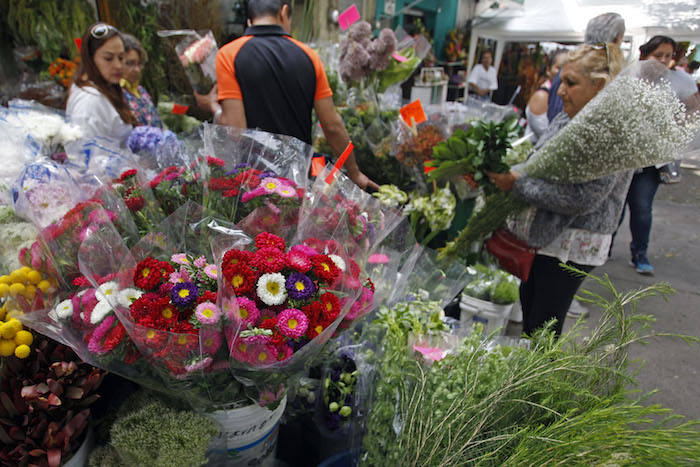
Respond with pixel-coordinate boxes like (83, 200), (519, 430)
(285, 272), (316, 300)
(170, 281), (199, 308)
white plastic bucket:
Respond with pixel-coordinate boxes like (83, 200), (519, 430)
(206, 396), (287, 466)
(460, 294), (513, 335)
(64, 426), (93, 467)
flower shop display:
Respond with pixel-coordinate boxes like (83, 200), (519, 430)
(172, 30), (218, 94)
(362, 270), (700, 465)
(0, 329), (104, 467)
(46, 57), (79, 89)
(441, 59), (700, 258)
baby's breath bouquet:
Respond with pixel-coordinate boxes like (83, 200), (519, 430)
(441, 59), (700, 257)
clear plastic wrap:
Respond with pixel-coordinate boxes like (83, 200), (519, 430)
(159, 30), (218, 94)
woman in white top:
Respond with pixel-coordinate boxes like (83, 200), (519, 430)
(467, 50), (498, 101)
(525, 51), (566, 142)
(66, 23), (137, 145)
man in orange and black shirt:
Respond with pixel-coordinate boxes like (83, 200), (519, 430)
(215, 0), (378, 190)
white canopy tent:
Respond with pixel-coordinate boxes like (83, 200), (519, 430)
(466, 0), (700, 81)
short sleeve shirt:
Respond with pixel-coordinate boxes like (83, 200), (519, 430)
(216, 25), (332, 144)
(468, 64), (498, 91)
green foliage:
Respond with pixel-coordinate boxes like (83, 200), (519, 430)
(427, 118), (521, 194)
(362, 271), (700, 465)
(462, 266), (519, 305)
(5, 0), (94, 65)
(89, 390), (218, 467)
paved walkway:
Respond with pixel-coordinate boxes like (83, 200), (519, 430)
(509, 164), (700, 420)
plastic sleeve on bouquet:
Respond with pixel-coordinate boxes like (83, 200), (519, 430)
(173, 30), (218, 95)
(78, 201), (248, 411)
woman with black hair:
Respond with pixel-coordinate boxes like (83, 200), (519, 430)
(66, 22), (137, 145)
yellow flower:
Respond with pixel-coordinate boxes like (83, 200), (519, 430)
(37, 280), (52, 293)
(0, 275), (11, 285)
(27, 270), (43, 285)
(9, 270), (27, 284)
(9, 283), (25, 297)
(0, 283), (10, 298)
(0, 339), (16, 357)
(0, 322), (18, 339)
(14, 330), (33, 346)
(14, 344), (30, 359)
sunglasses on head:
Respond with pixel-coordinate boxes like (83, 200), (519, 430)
(90, 23), (117, 39)
(591, 42), (610, 73)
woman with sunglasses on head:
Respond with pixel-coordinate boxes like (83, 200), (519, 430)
(488, 43), (631, 336)
(66, 23), (137, 145)
(120, 33), (163, 128)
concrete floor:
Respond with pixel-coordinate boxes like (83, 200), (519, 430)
(508, 163), (700, 421)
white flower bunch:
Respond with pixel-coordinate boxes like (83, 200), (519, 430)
(522, 60), (700, 183)
(405, 185), (456, 232)
(372, 184), (408, 208)
(4, 111), (84, 149)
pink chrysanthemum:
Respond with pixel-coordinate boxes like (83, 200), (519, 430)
(276, 344), (294, 361)
(291, 244), (318, 256)
(241, 186), (265, 203)
(185, 357), (213, 373)
(277, 308), (308, 339)
(243, 334), (272, 345)
(368, 253), (390, 264)
(276, 184), (296, 198)
(231, 296), (260, 326)
(230, 338), (250, 362)
(203, 264), (218, 279)
(286, 250), (312, 273)
(195, 302), (221, 325)
(247, 343), (278, 366)
(200, 329), (223, 354)
(259, 177), (280, 194)
(346, 287), (375, 320)
(171, 253), (191, 265)
(193, 256), (207, 268)
(87, 315), (117, 355)
(169, 269), (191, 284)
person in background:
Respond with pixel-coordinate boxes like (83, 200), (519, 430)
(489, 43), (629, 337)
(525, 51), (566, 142)
(468, 50), (498, 101)
(66, 22), (136, 145)
(120, 33), (163, 128)
(547, 12), (625, 122)
(213, 0), (378, 190)
(613, 36), (696, 275)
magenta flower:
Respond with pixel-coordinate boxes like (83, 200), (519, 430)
(231, 296), (260, 326)
(247, 343), (278, 366)
(200, 329), (223, 354)
(87, 315), (117, 355)
(276, 344), (294, 361)
(242, 186), (265, 203)
(185, 357), (213, 373)
(277, 308), (308, 339)
(169, 269), (191, 284)
(291, 244), (318, 256)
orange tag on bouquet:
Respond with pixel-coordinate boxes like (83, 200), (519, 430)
(400, 100), (426, 127)
(171, 104), (189, 115)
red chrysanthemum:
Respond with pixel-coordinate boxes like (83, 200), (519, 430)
(319, 292), (340, 321)
(348, 259), (361, 280)
(134, 257), (162, 291)
(72, 276), (91, 287)
(311, 255), (341, 284)
(198, 290), (218, 306)
(153, 297), (178, 327)
(269, 333), (286, 347)
(103, 322), (127, 351)
(251, 247), (287, 273)
(301, 301), (323, 323)
(304, 238), (326, 253)
(223, 189), (239, 198)
(125, 195), (145, 212)
(365, 277), (375, 293)
(222, 249), (252, 271)
(255, 232), (286, 251)
(119, 169), (138, 182)
(209, 177), (237, 192)
(305, 317), (326, 340)
(259, 317), (278, 330)
(223, 263), (256, 295)
(233, 171), (261, 189)
(206, 156), (226, 167)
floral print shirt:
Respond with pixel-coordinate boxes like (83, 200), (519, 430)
(122, 85), (163, 128)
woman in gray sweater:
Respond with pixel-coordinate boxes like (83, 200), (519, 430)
(490, 43), (630, 336)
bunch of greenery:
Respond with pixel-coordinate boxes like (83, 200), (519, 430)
(362, 270), (700, 465)
(3, 0), (93, 66)
(89, 391), (218, 467)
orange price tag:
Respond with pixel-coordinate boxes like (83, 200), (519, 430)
(171, 104), (189, 115)
(423, 159), (436, 174)
(399, 100), (426, 127)
(325, 142), (354, 184)
(311, 155), (326, 177)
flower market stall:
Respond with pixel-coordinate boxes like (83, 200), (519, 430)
(2, 8), (700, 467)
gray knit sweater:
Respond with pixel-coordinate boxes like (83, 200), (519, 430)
(512, 113), (633, 248)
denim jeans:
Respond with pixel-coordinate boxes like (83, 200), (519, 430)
(621, 167), (660, 258)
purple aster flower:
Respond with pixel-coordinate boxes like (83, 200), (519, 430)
(285, 272), (316, 300)
(235, 163), (251, 169)
(170, 281), (199, 308)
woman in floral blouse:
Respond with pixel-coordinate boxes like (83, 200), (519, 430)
(120, 33), (163, 128)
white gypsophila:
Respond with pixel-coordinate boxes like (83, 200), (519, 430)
(118, 288), (143, 308)
(328, 254), (347, 272)
(256, 273), (287, 306)
(91, 300), (114, 325)
(96, 281), (119, 302)
(523, 72), (700, 183)
(4, 112), (82, 148)
(53, 299), (74, 320)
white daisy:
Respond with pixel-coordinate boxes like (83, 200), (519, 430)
(256, 273), (287, 306)
(328, 254), (346, 272)
(118, 288), (143, 308)
(53, 299), (74, 320)
(91, 300), (114, 325)
(96, 281), (119, 303)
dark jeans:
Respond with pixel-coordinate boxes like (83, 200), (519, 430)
(520, 255), (595, 336)
(617, 167), (660, 258)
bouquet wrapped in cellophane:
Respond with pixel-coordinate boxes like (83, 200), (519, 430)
(173, 30), (218, 94)
(442, 59), (700, 257)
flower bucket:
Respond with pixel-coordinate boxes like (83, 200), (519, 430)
(459, 293), (513, 335)
(206, 396), (287, 466)
(64, 426), (93, 467)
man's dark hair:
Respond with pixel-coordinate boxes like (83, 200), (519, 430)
(247, 0), (292, 21)
(639, 35), (676, 59)
(689, 61), (700, 73)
